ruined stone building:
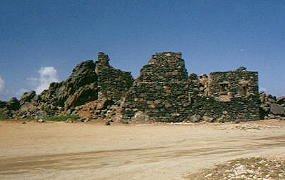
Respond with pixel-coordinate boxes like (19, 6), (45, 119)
(122, 52), (260, 123)
(0, 52), (261, 122)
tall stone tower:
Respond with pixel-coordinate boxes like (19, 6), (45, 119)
(122, 52), (190, 122)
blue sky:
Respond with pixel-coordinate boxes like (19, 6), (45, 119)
(0, 0), (284, 100)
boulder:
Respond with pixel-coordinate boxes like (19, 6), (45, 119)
(7, 97), (20, 111)
(202, 116), (215, 122)
(37, 119), (44, 123)
(96, 98), (114, 110)
(276, 96), (285, 105)
(65, 118), (74, 123)
(105, 119), (113, 126)
(130, 111), (150, 123)
(19, 91), (36, 105)
(64, 83), (98, 109)
(0, 100), (7, 108)
(270, 103), (285, 116)
(189, 114), (201, 122)
(260, 104), (270, 113)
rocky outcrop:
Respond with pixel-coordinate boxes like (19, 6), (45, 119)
(0, 97), (20, 118)
(13, 52), (134, 119)
(19, 91), (36, 106)
(6, 97), (20, 111)
(42, 60), (98, 109)
(15, 60), (98, 119)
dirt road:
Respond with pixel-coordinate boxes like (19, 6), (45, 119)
(0, 120), (285, 180)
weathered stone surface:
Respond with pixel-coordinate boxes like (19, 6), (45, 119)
(208, 68), (259, 98)
(276, 96), (285, 105)
(0, 97), (20, 119)
(15, 60), (98, 118)
(7, 97), (20, 111)
(122, 52), (190, 122)
(259, 91), (285, 119)
(260, 104), (270, 114)
(202, 115), (214, 122)
(64, 83), (98, 109)
(122, 52), (261, 123)
(130, 111), (150, 123)
(46, 60), (98, 109)
(0, 101), (10, 118)
(270, 103), (285, 116)
(19, 91), (36, 105)
(189, 115), (202, 122)
(95, 52), (134, 101)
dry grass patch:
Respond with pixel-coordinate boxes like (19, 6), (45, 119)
(187, 157), (285, 180)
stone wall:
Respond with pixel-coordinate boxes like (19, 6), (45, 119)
(122, 52), (261, 123)
(189, 96), (260, 122)
(208, 67), (259, 100)
(122, 52), (190, 122)
(95, 52), (134, 102)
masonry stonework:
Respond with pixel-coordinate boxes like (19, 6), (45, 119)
(95, 52), (134, 102)
(122, 52), (190, 122)
(122, 52), (260, 123)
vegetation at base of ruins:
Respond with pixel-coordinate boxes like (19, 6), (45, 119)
(0, 113), (10, 120)
(44, 115), (80, 121)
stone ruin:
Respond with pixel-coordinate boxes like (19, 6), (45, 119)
(0, 51), (284, 122)
(122, 52), (260, 123)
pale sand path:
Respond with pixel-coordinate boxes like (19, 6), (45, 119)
(0, 120), (285, 180)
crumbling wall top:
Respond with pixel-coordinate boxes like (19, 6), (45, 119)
(152, 52), (182, 59)
(208, 68), (259, 99)
(97, 52), (110, 65)
(235, 66), (247, 72)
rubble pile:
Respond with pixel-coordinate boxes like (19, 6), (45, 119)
(260, 91), (285, 119)
(76, 98), (122, 122)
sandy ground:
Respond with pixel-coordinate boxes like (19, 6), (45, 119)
(0, 120), (285, 180)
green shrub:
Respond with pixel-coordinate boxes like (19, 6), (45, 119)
(44, 115), (80, 121)
(0, 113), (10, 120)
